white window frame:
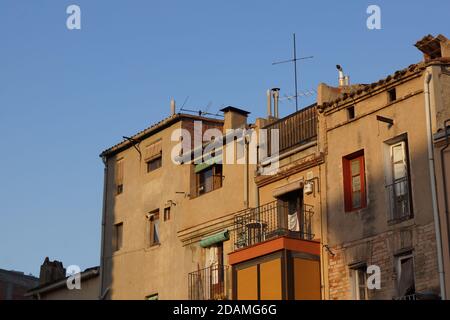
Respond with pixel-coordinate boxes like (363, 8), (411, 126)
(351, 265), (368, 300)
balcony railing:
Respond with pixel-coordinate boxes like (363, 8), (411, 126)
(188, 264), (229, 300)
(386, 177), (412, 222)
(264, 104), (317, 155)
(232, 201), (314, 251)
(394, 292), (441, 300)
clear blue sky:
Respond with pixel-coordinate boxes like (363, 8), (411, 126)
(0, 0), (449, 276)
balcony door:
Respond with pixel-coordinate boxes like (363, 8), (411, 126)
(277, 190), (304, 237)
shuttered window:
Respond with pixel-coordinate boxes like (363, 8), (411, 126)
(343, 150), (366, 212)
(144, 140), (162, 161)
(145, 140), (162, 173)
(115, 159), (124, 195)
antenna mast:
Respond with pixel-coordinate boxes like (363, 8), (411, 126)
(272, 33), (313, 111)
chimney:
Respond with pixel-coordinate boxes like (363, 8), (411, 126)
(266, 89), (272, 118)
(220, 106), (250, 130)
(415, 34), (450, 61)
(271, 88), (280, 118)
(170, 98), (176, 116)
(39, 257), (66, 285)
(336, 65), (350, 87)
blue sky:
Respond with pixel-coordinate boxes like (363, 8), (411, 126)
(0, 0), (449, 276)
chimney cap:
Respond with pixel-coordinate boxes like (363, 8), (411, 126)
(220, 106), (250, 116)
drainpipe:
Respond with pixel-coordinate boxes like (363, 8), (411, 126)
(424, 71), (446, 299)
(99, 156), (108, 300)
(244, 137), (249, 208)
(441, 119), (450, 296)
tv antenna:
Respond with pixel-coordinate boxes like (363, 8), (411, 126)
(179, 99), (223, 118)
(272, 33), (313, 111)
(279, 89), (317, 102)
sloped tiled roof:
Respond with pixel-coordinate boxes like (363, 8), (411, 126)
(99, 113), (223, 158)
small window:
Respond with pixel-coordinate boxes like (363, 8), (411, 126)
(147, 155), (162, 173)
(113, 223), (123, 252)
(351, 265), (368, 300)
(388, 88), (397, 103)
(148, 210), (160, 246)
(163, 207), (171, 221)
(347, 106), (355, 120)
(115, 159), (124, 195)
(343, 150), (366, 212)
(396, 254), (415, 298)
(145, 140), (162, 172)
(196, 164), (223, 196)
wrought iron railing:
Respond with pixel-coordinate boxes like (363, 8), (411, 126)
(188, 264), (229, 300)
(232, 201), (314, 251)
(386, 177), (412, 222)
(264, 104), (317, 155)
(394, 292), (441, 300)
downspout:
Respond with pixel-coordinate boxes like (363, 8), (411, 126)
(424, 71), (446, 299)
(99, 155), (108, 300)
(441, 119), (450, 295)
(244, 134), (249, 208)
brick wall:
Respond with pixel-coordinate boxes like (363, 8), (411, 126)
(327, 222), (439, 300)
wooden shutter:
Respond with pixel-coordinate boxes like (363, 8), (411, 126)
(115, 159), (124, 186)
(145, 140), (162, 161)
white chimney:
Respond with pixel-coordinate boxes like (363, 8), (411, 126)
(272, 88), (280, 118)
(267, 89), (272, 117)
(170, 98), (176, 115)
(336, 65), (350, 87)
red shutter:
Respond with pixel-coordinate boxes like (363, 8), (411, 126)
(343, 150), (366, 212)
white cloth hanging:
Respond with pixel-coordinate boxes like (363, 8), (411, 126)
(288, 212), (300, 232)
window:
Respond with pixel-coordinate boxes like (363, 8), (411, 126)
(147, 156), (162, 173)
(113, 223), (123, 252)
(347, 106), (355, 120)
(396, 253), (415, 298)
(145, 140), (162, 173)
(196, 164), (222, 196)
(163, 207), (171, 221)
(351, 265), (368, 300)
(388, 88), (397, 102)
(385, 138), (412, 222)
(148, 210), (160, 246)
(115, 159), (124, 195)
(343, 150), (366, 211)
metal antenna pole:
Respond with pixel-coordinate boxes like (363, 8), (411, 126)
(272, 33), (313, 112)
(293, 33), (298, 111)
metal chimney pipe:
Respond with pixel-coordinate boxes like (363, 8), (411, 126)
(267, 89), (272, 117)
(336, 65), (345, 87)
(272, 88), (280, 118)
(170, 98), (176, 115)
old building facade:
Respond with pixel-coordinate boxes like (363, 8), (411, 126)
(317, 34), (450, 300)
(98, 34), (450, 300)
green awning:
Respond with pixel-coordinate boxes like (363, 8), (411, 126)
(194, 155), (222, 173)
(199, 230), (229, 248)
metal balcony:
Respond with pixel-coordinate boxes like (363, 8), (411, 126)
(231, 201), (314, 251)
(188, 264), (229, 300)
